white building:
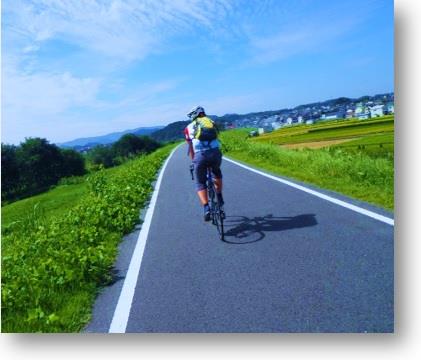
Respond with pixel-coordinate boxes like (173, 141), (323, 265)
(358, 112), (370, 120)
(325, 114), (338, 120)
(271, 122), (282, 130)
(355, 103), (364, 115)
(370, 105), (384, 117)
(258, 128), (265, 135)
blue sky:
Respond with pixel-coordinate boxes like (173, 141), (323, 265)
(2, 0), (394, 145)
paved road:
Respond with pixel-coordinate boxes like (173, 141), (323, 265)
(86, 145), (394, 333)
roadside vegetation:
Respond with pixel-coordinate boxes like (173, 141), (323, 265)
(1, 144), (176, 332)
(219, 125), (393, 210)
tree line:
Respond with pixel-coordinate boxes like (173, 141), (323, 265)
(2, 134), (161, 204)
(1, 138), (86, 203)
(85, 134), (160, 169)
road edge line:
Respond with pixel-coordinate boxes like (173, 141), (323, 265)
(223, 156), (394, 226)
(108, 146), (179, 333)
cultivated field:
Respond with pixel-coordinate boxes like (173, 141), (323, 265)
(252, 115), (394, 158)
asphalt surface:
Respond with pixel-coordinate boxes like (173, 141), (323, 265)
(85, 144), (394, 333)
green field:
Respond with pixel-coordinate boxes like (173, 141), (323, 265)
(1, 144), (176, 332)
(253, 116), (394, 154)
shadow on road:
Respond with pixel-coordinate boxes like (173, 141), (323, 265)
(223, 213), (317, 244)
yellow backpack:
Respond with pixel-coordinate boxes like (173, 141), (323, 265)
(193, 117), (218, 142)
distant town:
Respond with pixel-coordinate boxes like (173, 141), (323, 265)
(220, 92), (394, 134)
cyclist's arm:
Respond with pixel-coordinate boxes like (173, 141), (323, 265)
(184, 126), (195, 160)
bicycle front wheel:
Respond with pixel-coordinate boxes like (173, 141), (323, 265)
(214, 202), (224, 241)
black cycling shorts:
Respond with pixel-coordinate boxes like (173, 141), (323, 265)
(193, 148), (223, 191)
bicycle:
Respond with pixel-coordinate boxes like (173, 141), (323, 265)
(190, 164), (225, 241)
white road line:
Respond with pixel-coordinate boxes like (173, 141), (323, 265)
(223, 157), (394, 226)
(108, 146), (178, 333)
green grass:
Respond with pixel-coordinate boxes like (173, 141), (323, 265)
(1, 144), (176, 332)
(219, 129), (393, 210)
(1, 158), (143, 233)
(2, 182), (88, 231)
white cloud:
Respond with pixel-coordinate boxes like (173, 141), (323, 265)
(1, 56), (184, 143)
(3, 0), (237, 61)
(2, 62), (101, 116)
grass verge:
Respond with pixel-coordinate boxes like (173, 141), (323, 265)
(220, 129), (393, 210)
(1, 144), (176, 332)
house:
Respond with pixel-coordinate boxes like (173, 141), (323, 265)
(357, 111), (370, 120)
(271, 122), (282, 130)
(385, 102), (395, 114)
(297, 115), (304, 124)
(305, 120), (314, 125)
(286, 117), (293, 125)
(355, 104), (364, 115)
(346, 109), (355, 119)
(258, 128), (265, 135)
(369, 105), (384, 118)
(324, 112), (339, 120)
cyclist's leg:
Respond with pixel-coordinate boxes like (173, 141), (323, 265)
(193, 152), (208, 205)
(209, 149), (224, 208)
(209, 148), (223, 193)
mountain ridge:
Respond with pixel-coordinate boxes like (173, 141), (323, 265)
(58, 126), (164, 148)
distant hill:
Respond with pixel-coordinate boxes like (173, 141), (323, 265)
(150, 121), (189, 143)
(149, 118), (228, 143)
(58, 126), (164, 148)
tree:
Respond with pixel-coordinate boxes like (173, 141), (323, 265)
(2, 138), (88, 203)
(112, 134), (160, 158)
(59, 149), (86, 177)
(87, 145), (115, 168)
(112, 134), (144, 158)
(137, 136), (160, 153)
(1, 144), (20, 201)
(16, 138), (64, 195)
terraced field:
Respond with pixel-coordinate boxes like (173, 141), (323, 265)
(253, 116), (394, 147)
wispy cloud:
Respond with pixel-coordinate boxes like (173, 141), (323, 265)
(3, 0), (236, 61)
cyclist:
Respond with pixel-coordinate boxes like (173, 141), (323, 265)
(184, 105), (225, 221)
